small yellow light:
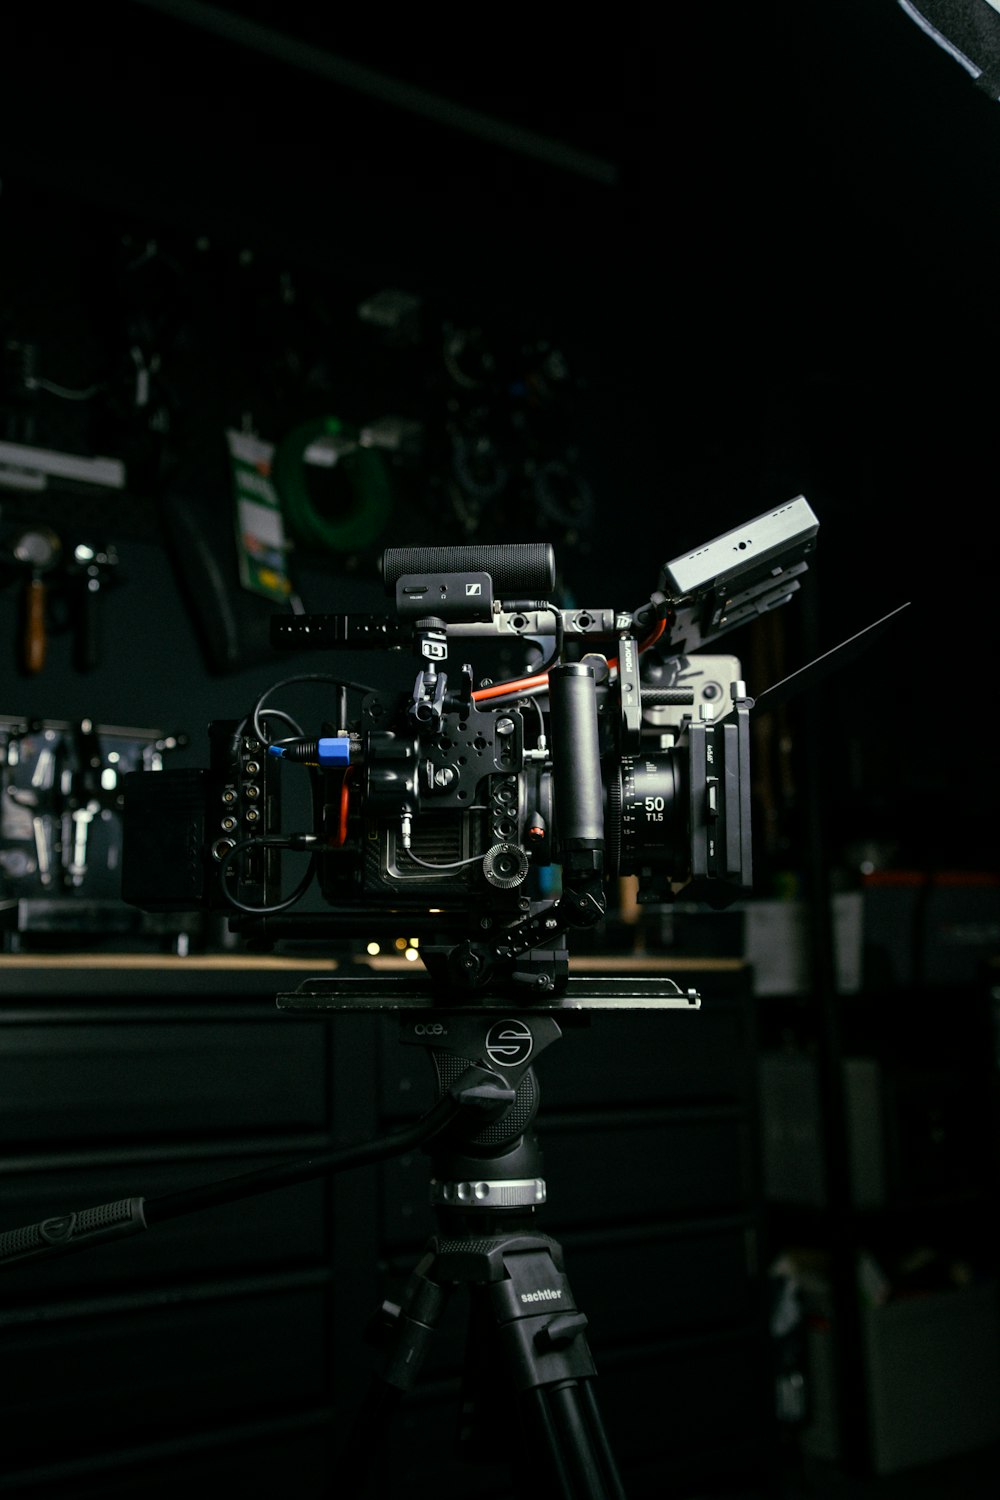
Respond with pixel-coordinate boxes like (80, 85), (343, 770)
(394, 937), (408, 951)
(409, 937), (420, 948)
(366, 941), (381, 956)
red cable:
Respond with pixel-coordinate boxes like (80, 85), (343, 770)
(471, 616), (667, 704)
(332, 766), (354, 846)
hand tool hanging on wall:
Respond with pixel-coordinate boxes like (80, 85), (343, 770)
(66, 541), (120, 672)
(11, 525), (61, 674)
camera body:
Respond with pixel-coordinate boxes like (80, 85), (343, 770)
(122, 499), (819, 996)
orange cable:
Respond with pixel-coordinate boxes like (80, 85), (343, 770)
(471, 615), (667, 704)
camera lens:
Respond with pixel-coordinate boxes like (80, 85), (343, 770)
(605, 752), (688, 879)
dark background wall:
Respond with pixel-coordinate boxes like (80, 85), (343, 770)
(2, 7), (1000, 1496)
(1, 1), (996, 891)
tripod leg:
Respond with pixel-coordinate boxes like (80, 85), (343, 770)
(339, 1247), (452, 1493)
(512, 1376), (626, 1500)
(544, 1379), (627, 1500)
(520, 1383), (585, 1498)
(576, 1380), (628, 1498)
(459, 1294), (620, 1500)
(453, 1236), (628, 1500)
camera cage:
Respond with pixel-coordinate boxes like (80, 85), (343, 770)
(122, 497), (819, 1001)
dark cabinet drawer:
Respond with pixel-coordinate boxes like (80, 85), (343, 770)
(2, 1283), (332, 1470)
(2, 1425), (335, 1500)
(0, 1019), (329, 1142)
(559, 1220), (758, 1344)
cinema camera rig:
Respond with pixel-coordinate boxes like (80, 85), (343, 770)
(122, 497), (819, 997)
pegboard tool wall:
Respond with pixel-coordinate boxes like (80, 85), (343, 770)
(2, 0), (999, 865)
